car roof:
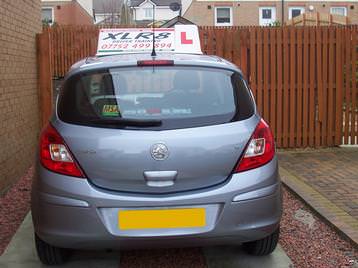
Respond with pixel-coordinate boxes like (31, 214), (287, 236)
(67, 53), (242, 77)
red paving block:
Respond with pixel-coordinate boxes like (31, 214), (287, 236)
(278, 148), (358, 223)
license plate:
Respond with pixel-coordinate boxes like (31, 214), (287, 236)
(118, 208), (206, 230)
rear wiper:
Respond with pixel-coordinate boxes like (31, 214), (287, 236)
(89, 118), (162, 127)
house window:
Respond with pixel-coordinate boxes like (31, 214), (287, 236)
(215, 7), (232, 26)
(259, 7), (276, 26)
(144, 8), (153, 19)
(330, 7), (347, 16)
(288, 7), (305, 19)
(41, 7), (54, 24)
(262, 9), (272, 19)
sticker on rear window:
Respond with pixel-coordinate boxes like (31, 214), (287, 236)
(102, 105), (119, 117)
(122, 108), (192, 116)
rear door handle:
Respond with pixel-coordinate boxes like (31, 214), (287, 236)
(143, 171), (178, 187)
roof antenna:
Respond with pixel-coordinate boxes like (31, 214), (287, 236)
(151, 3), (157, 57)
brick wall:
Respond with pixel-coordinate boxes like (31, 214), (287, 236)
(42, 1), (94, 25)
(54, 2), (94, 25)
(184, 1), (358, 26)
(0, 0), (42, 192)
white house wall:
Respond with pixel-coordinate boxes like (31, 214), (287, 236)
(134, 1), (180, 21)
(181, 0), (192, 14)
(77, 0), (94, 16)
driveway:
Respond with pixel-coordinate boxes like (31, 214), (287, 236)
(279, 148), (358, 220)
(0, 214), (292, 268)
(278, 147), (358, 245)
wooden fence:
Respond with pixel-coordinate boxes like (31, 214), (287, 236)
(37, 26), (358, 148)
(286, 13), (349, 26)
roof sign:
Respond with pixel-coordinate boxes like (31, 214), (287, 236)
(97, 25), (202, 56)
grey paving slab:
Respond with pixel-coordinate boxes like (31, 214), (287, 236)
(0, 214), (119, 268)
(204, 245), (293, 268)
(0, 213), (293, 268)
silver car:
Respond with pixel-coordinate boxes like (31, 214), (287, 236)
(31, 53), (282, 265)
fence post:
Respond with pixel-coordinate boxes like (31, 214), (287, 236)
(37, 28), (53, 128)
(335, 27), (343, 145)
(240, 29), (249, 79)
(316, 13), (320, 26)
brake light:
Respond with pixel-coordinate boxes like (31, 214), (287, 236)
(39, 124), (85, 178)
(137, 60), (174, 66)
(235, 119), (275, 173)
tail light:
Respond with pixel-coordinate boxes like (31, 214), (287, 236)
(39, 124), (85, 178)
(235, 119), (275, 173)
(137, 60), (174, 66)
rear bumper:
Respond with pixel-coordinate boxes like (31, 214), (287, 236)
(31, 157), (282, 249)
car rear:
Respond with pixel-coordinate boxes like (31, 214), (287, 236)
(31, 54), (281, 264)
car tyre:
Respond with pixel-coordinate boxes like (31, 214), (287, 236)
(243, 226), (279, 256)
(35, 233), (69, 265)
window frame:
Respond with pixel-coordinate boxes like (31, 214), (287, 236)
(288, 6), (305, 20)
(330, 6), (347, 16)
(41, 7), (54, 25)
(214, 7), (233, 26)
(259, 6), (277, 26)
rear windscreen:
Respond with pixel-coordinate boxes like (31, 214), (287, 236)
(58, 66), (254, 130)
